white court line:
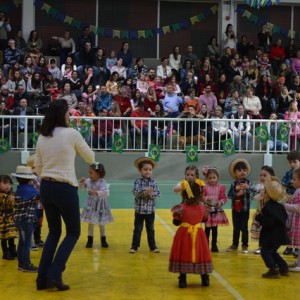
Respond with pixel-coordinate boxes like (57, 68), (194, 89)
(156, 213), (245, 300)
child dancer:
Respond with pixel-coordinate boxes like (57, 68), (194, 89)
(284, 167), (300, 271)
(80, 162), (114, 248)
(202, 166), (229, 252)
(169, 165), (213, 288)
(255, 175), (289, 278)
(251, 165), (275, 254)
(129, 157), (161, 253)
(0, 175), (17, 260)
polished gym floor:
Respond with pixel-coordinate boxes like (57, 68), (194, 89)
(1, 207), (299, 300)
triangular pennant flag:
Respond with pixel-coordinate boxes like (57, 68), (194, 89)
(186, 146), (198, 162)
(80, 119), (92, 138)
(0, 138), (11, 153)
(138, 30), (146, 39)
(210, 4), (218, 15)
(113, 30), (120, 38)
(111, 136), (126, 153)
(171, 23), (181, 32)
(242, 10), (251, 19)
(255, 125), (269, 142)
(30, 132), (40, 145)
(148, 144), (160, 162)
(222, 139), (236, 156)
(68, 120), (78, 131)
(162, 26), (171, 34)
(97, 28), (104, 36)
(190, 16), (199, 25)
(121, 31), (129, 39)
(277, 124), (290, 141)
(145, 29), (153, 38)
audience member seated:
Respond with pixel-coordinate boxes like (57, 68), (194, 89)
(198, 85), (217, 115)
(243, 87), (262, 119)
(93, 86), (112, 115)
(270, 38), (286, 75)
(0, 101), (10, 138)
(277, 85), (293, 119)
(136, 73), (149, 98)
(199, 74), (214, 95)
(237, 35), (255, 58)
(93, 111), (113, 149)
(150, 102), (167, 145)
(0, 84), (14, 110)
(243, 59), (259, 88)
(122, 77), (133, 98)
(291, 49), (300, 76)
(47, 79), (61, 101)
(26, 30), (43, 66)
(169, 45), (181, 82)
(223, 24), (237, 54)
(26, 72), (43, 106)
(180, 59), (194, 82)
(47, 58), (62, 80)
(206, 37), (220, 60)
(157, 56), (172, 83)
(181, 45), (198, 69)
(267, 112), (288, 151)
(13, 84), (29, 108)
(42, 72), (55, 94)
(130, 89), (142, 111)
(15, 30), (26, 64)
(77, 26), (95, 51)
(180, 70), (199, 96)
(81, 66), (98, 91)
(114, 87), (132, 117)
(106, 49), (117, 77)
(82, 84), (98, 107)
(197, 103), (211, 140)
(214, 73), (230, 110)
(198, 57), (217, 84)
(108, 101), (122, 137)
(111, 57), (127, 81)
(72, 98), (85, 119)
(0, 67), (7, 86)
(257, 24), (272, 53)
(284, 100), (300, 150)
(224, 58), (241, 84)
(285, 38), (297, 67)
(52, 31), (76, 66)
(106, 71), (120, 97)
(162, 84), (184, 119)
(56, 81), (78, 110)
(69, 70), (82, 99)
(230, 104), (252, 151)
(277, 62), (292, 85)
(288, 74), (300, 93)
(20, 56), (35, 82)
(7, 69), (26, 94)
(146, 68), (156, 87)
(61, 55), (77, 79)
(35, 56), (48, 80)
(3, 38), (20, 77)
(130, 100), (149, 149)
(230, 75), (247, 98)
(178, 106), (205, 149)
(144, 86), (158, 114)
(95, 48), (107, 85)
(132, 57), (148, 87)
(255, 74), (273, 118)
(224, 90), (241, 117)
(221, 47), (232, 72)
(183, 88), (199, 112)
(117, 42), (133, 79)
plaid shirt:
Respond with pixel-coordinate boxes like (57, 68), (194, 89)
(282, 169), (295, 195)
(132, 176), (161, 214)
(14, 185), (39, 222)
(227, 178), (254, 212)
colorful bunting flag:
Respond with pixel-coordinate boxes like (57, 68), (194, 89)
(111, 136), (126, 153)
(277, 124), (290, 141)
(222, 139), (236, 157)
(80, 119), (92, 138)
(68, 120), (78, 131)
(0, 138), (11, 153)
(255, 125), (269, 142)
(148, 144), (160, 162)
(30, 132), (40, 145)
(186, 146), (198, 162)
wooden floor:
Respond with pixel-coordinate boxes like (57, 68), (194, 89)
(1, 209), (299, 300)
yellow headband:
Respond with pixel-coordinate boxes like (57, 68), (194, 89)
(181, 179), (205, 199)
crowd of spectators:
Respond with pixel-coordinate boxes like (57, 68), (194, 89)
(1, 16), (300, 150)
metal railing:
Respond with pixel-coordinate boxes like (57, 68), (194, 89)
(0, 115), (295, 154)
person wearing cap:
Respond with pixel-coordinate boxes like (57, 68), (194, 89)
(255, 175), (289, 278)
(11, 166), (40, 272)
(129, 157), (161, 254)
(227, 158), (254, 254)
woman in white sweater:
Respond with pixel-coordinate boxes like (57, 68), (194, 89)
(35, 99), (95, 291)
(242, 87), (262, 119)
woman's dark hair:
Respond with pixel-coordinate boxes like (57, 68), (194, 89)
(109, 71), (119, 81)
(172, 45), (180, 60)
(209, 36), (218, 47)
(0, 175), (13, 185)
(135, 57), (143, 65)
(155, 102), (164, 117)
(261, 165), (275, 176)
(225, 24), (234, 38)
(40, 99), (69, 137)
(90, 162), (106, 178)
(29, 30), (38, 41)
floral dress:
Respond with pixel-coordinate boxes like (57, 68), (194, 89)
(0, 192), (17, 239)
(81, 178), (114, 225)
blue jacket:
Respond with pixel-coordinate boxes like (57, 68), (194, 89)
(94, 93), (112, 113)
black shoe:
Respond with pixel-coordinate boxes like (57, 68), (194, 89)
(86, 236), (93, 248)
(36, 280), (53, 290)
(2, 251), (14, 260)
(101, 236), (109, 248)
(211, 244), (219, 252)
(201, 274), (210, 287)
(283, 247), (293, 255)
(48, 279), (70, 291)
(262, 269), (280, 279)
(178, 274), (187, 288)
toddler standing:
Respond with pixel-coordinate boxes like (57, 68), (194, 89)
(202, 166), (229, 252)
(80, 162), (114, 248)
(169, 165), (212, 288)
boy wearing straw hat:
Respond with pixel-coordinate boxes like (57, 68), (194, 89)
(255, 175), (289, 279)
(12, 166), (40, 272)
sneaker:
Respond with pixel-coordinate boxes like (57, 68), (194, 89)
(22, 264), (38, 272)
(288, 261), (298, 268)
(17, 265), (24, 270)
(293, 248), (298, 257)
(290, 266), (300, 272)
(129, 248), (137, 253)
(226, 245), (238, 252)
(151, 248), (160, 253)
(283, 247), (293, 255)
(241, 245), (248, 254)
(262, 269), (280, 279)
(253, 249), (261, 254)
(30, 245), (38, 251)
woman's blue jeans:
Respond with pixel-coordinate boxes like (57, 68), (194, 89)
(37, 180), (80, 283)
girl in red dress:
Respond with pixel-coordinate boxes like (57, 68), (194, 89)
(169, 165), (213, 288)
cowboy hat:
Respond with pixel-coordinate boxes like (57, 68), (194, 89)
(229, 158), (251, 179)
(264, 175), (285, 201)
(11, 165), (37, 179)
(134, 157), (157, 169)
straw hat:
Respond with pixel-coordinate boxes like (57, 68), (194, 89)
(11, 166), (37, 179)
(134, 157), (157, 169)
(26, 154), (36, 168)
(229, 158), (251, 179)
(264, 175), (285, 201)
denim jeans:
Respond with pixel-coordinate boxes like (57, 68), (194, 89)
(231, 210), (250, 247)
(261, 245), (288, 271)
(131, 212), (156, 250)
(15, 219), (34, 268)
(37, 181), (80, 283)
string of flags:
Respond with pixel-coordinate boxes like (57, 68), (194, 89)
(243, 0), (281, 9)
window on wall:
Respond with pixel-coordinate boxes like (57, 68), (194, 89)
(160, 1), (219, 61)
